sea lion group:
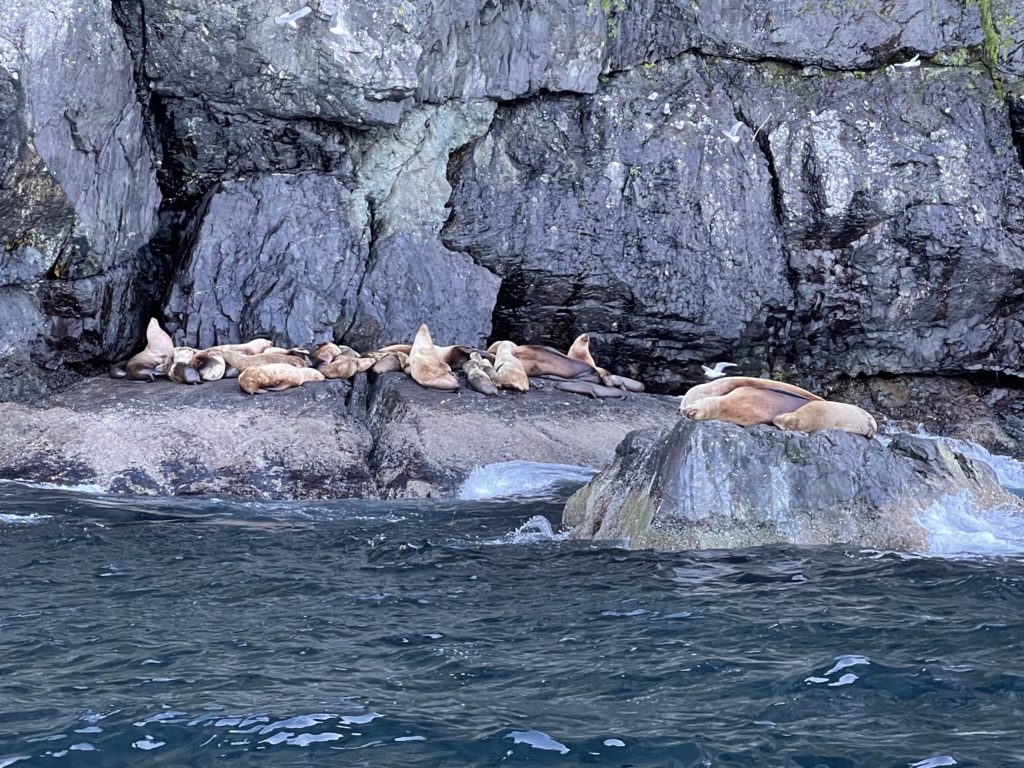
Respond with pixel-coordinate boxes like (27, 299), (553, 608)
(110, 318), (877, 436)
(109, 320), (645, 398)
(679, 376), (877, 438)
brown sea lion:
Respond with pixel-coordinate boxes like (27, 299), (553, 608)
(680, 376), (823, 409)
(773, 401), (878, 438)
(110, 317), (176, 381)
(320, 355), (376, 380)
(492, 341), (530, 392)
(378, 343), (412, 355)
(167, 347), (201, 385)
(463, 353), (499, 396)
(681, 386), (814, 427)
(435, 344), (481, 369)
(409, 324), (459, 391)
(238, 364), (325, 394)
(487, 342), (600, 382)
(370, 351), (409, 374)
(567, 333), (597, 368)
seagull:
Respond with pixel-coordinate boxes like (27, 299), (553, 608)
(701, 362), (737, 379)
(722, 121), (743, 143)
(892, 53), (921, 69)
(329, 11), (346, 34)
(275, 5), (312, 28)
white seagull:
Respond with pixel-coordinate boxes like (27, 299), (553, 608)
(892, 53), (921, 69)
(701, 362), (737, 379)
(722, 121), (743, 143)
(275, 5), (312, 28)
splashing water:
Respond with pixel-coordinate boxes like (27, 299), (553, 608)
(457, 460), (596, 500)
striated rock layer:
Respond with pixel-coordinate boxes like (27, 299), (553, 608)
(563, 419), (1024, 552)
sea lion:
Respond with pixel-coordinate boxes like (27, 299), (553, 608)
(110, 317), (176, 381)
(196, 351), (226, 381)
(555, 380), (627, 399)
(319, 355), (376, 380)
(408, 324), (459, 391)
(492, 340), (530, 392)
(201, 338), (275, 356)
(681, 386), (814, 427)
(463, 353), (499, 396)
(435, 344), (481, 369)
(377, 343), (412, 355)
(487, 342), (599, 382)
(167, 347), (201, 385)
(310, 342), (360, 366)
(567, 333), (597, 368)
(238, 364), (325, 394)
(680, 376), (823, 409)
(773, 401), (878, 438)
(197, 349), (308, 373)
(370, 351), (409, 374)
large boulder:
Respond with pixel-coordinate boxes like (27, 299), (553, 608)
(0, 1), (161, 400)
(563, 419), (1023, 551)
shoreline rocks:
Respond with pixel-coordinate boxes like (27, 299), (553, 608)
(563, 420), (1024, 552)
(0, 374), (679, 500)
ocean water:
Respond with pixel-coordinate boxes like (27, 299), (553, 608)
(2, 464), (1024, 768)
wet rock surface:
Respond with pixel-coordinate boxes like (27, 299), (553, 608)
(563, 419), (1024, 552)
(0, 374), (678, 500)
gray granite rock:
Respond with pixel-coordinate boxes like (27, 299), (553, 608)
(563, 419), (1024, 552)
(0, 1), (161, 400)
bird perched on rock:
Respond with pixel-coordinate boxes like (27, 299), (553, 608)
(701, 362), (737, 379)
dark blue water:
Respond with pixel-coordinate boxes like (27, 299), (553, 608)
(2, 480), (1024, 767)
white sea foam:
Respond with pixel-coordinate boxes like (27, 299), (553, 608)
(458, 461), (596, 500)
(0, 479), (107, 495)
(488, 515), (569, 545)
(919, 491), (1024, 557)
(0, 513), (51, 525)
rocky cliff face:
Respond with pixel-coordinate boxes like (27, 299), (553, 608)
(2, 0), (1023, 416)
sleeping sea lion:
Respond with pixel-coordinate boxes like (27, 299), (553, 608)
(492, 341), (530, 392)
(679, 376), (823, 409)
(681, 386), (813, 427)
(238, 364), (325, 394)
(310, 342), (360, 366)
(487, 342), (599, 382)
(196, 351), (226, 381)
(167, 347), (201, 385)
(463, 353), (499, 396)
(110, 317), (175, 381)
(773, 401), (878, 438)
(319, 355), (376, 380)
(198, 349), (308, 373)
(370, 351), (409, 374)
(408, 324), (459, 391)
(201, 338), (275, 356)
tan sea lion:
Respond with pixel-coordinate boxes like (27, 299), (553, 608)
(492, 340), (530, 392)
(197, 349), (308, 373)
(681, 386), (814, 427)
(167, 347), (201, 385)
(110, 317), (176, 381)
(377, 343), (412, 355)
(567, 333), (597, 368)
(463, 353), (499, 396)
(196, 351), (226, 381)
(238, 364), (325, 394)
(370, 351), (409, 374)
(201, 338), (275, 356)
(320, 355), (376, 380)
(680, 376), (823, 409)
(408, 324), (459, 391)
(773, 401), (878, 438)
(310, 342), (361, 366)
(435, 344), (480, 368)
